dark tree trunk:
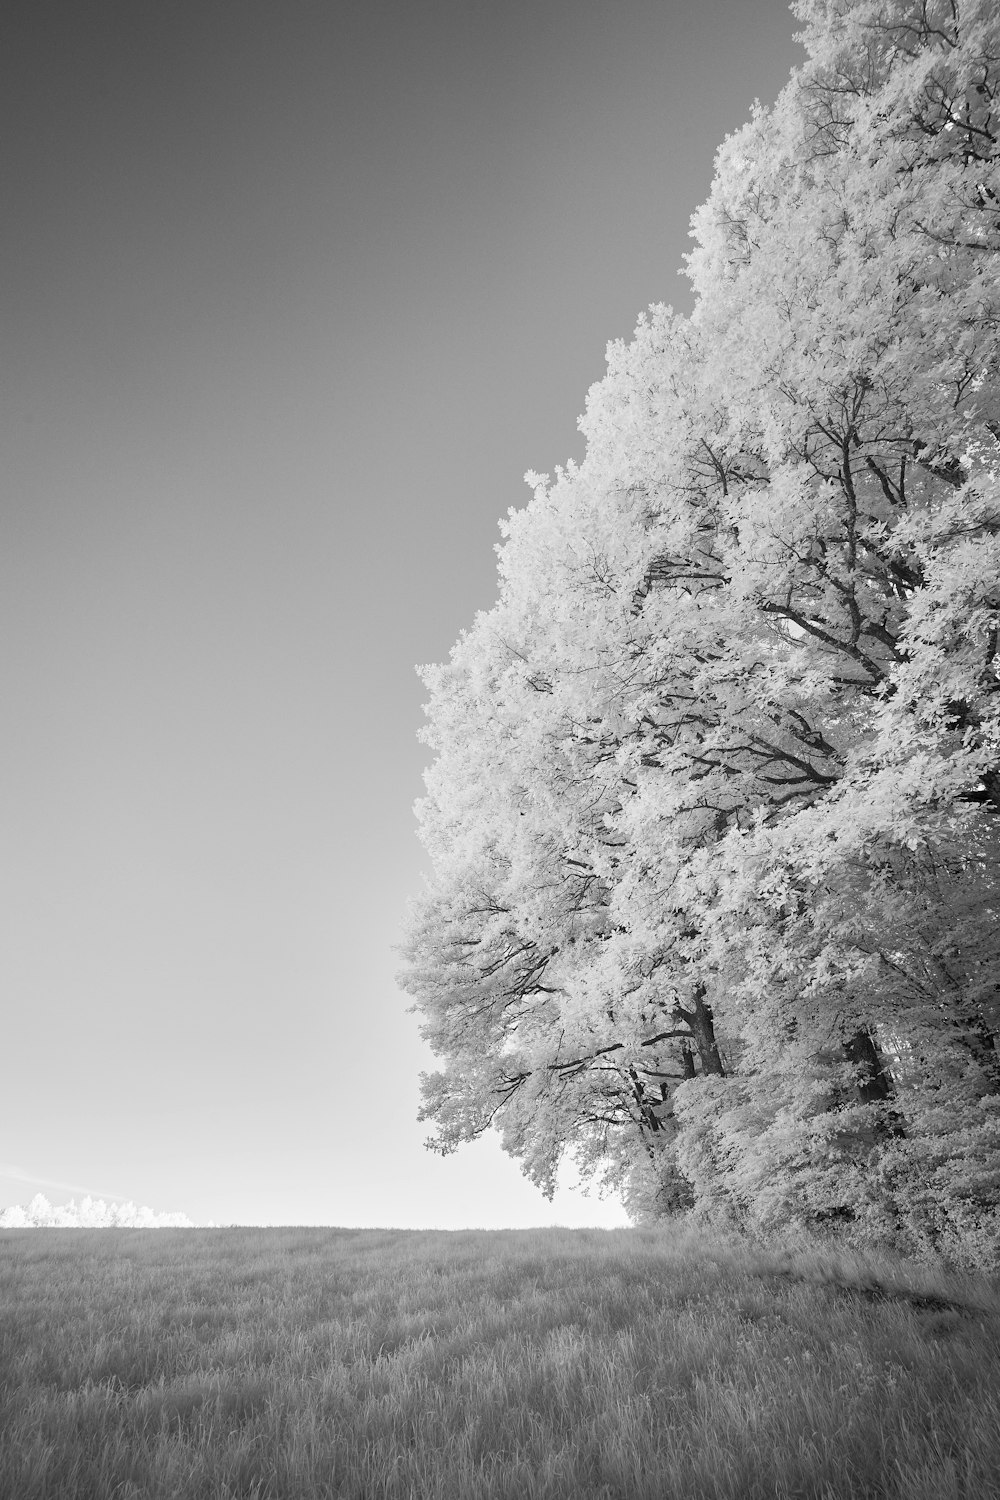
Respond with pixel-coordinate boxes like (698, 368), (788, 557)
(843, 1028), (905, 1137)
(951, 1009), (1000, 1094)
(843, 1028), (894, 1103)
(629, 1066), (663, 1132)
(687, 987), (725, 1076)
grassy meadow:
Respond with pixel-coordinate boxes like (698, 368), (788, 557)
(1, 1224), (998, 1499)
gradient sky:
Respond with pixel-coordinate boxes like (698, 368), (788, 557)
(1, 0), (802, 1227)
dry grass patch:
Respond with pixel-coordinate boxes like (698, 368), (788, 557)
(1, 1224), (997, 1498)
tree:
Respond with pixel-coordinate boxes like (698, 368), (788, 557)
(400, 0), (1000, 1265)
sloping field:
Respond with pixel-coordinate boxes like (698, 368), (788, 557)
(1, 1224), (997, 1499)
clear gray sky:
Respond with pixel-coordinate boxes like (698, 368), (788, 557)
(1, 0), (802, 1227)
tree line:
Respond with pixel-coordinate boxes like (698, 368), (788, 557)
(400, 0), (1000, 1267)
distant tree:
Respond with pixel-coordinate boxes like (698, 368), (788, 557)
(0, 1193), (196, 1227)
(400, 0), (1000, 1265)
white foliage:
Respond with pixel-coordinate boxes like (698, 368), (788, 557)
(400, 0), (1000, 1266)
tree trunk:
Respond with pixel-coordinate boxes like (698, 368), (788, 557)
(843, 1028), (905, 1137)
(843, 1028), (894, 1103)
(951, 1009), (1000, 1094)
(688, 988), (725, 1076)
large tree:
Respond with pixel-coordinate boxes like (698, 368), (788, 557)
(400, 0), (1000, 1264)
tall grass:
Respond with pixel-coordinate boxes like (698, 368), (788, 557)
(1, 1224), (997, 1498)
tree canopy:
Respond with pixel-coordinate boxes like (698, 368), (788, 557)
(399, 0), (1000, 1266)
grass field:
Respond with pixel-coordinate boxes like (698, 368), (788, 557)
(1, 1224), (997, 1499)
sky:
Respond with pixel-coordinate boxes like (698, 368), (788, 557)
(1, 0), (803, 1228)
